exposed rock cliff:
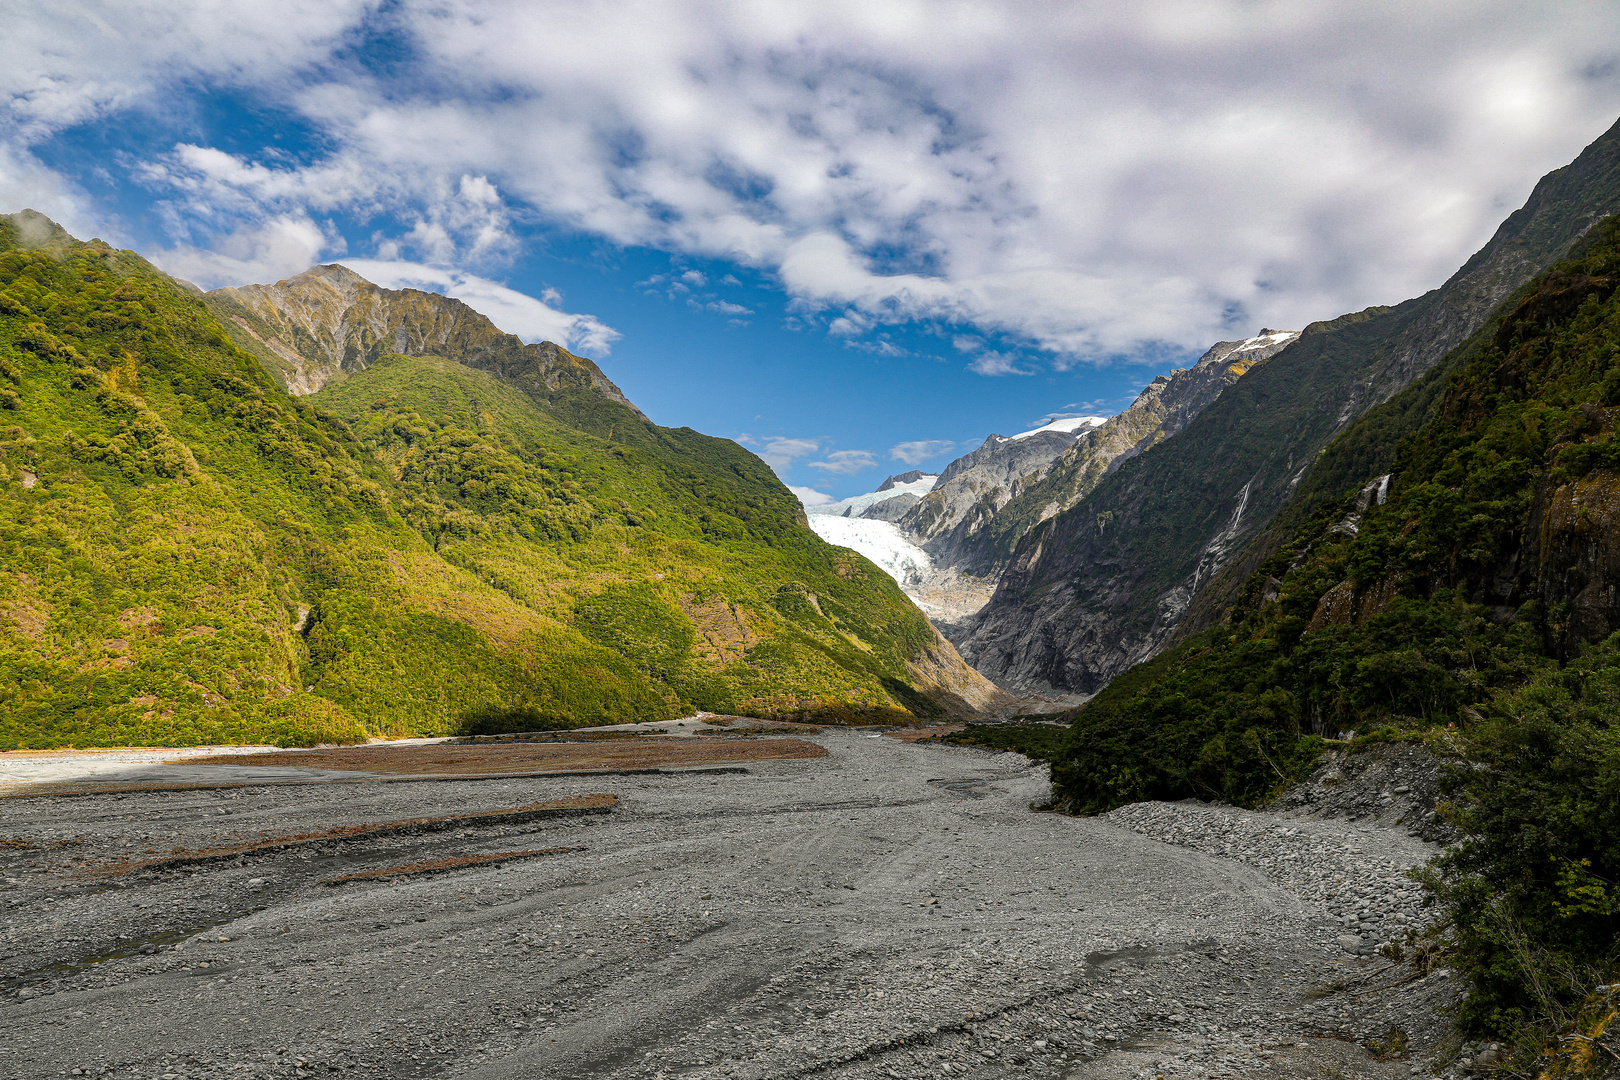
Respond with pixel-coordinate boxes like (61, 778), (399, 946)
(960, 116), (1620, 695)
(206, 264), (644, 419)
(906, 330), (1298, 580)
(899, 419), (1103, 573)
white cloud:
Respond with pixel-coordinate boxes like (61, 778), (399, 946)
(9, 2), (1620, 370)
(742, 436), (821, 473)
(809, 449), (878, 475)
(0, 1), (375, 139)
(154, 214), (339, 289)
(790, 485), (835, 507)
(338, 259), (622, 356)
(0, 144), (98, 241)
(889, 440), (956, 465)
(967, 351), (1034, 376)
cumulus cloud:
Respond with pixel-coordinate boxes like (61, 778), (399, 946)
(809, 449), (878, 475)
(0, 1), (374, 139)
(154, 213), (340, 289)
(742, 436), (821, 473)
(889, 440), (957, 465)
(339, 259), (621, 355)
(0, 143), (99, 241)
(9, 2), (1620, 369)
(966, 351), (1034, 377)
(790, 485), (835, 507)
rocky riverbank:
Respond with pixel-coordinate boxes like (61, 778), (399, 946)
(1, 733), (1478, 1080)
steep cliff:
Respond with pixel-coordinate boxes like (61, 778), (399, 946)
(961, 116), (1620, 695)
(898, 419), (1101, 573)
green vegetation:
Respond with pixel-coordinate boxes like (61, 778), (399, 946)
(0, 212), (954, 749)
(939, 721), (1070, 761)
(1421, 640), (1620, 1041)
(1032, 214), (1620, 1050)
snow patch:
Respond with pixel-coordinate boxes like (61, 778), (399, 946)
(804, 475), (938, 518)
(1008, 416), (1108, 441)
(1227, 329), (1299, 356)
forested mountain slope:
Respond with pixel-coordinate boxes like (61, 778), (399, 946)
(0, 212), (1001, 748)
(960, 116), (1620, 695)
(1048, 216), (1620, 1049)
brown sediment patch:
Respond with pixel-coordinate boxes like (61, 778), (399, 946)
(195, 737), (828, 776)
(691, 716), (824, 734)
(883, 724), (966, 742)
(100, 794), (616, 875)
(322, 846), (587, 884)
(679, 594), (758, 666)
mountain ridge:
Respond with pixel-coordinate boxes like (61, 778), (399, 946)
(207, 263), (645, 422)
(903, 329), (1300, 588)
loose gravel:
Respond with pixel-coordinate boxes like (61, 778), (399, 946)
(1, 732), (1465, 1080)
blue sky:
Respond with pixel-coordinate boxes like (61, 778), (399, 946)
(7, 3), (1620, 500)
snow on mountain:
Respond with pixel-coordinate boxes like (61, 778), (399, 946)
(1222, 329), (1299, 358)
(1007, 415), (1109, 441)
(806, 515), (934, 589)
(804, 474), (938, 518)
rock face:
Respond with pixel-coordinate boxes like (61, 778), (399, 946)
(857, 493), (920, 522)
(960, 116), (1620, 695)
(206, 264), (644, 417)
(899, 421), (1104, 574)
(906, 331), (1299, 580)
(877, 470), (928, 491)
(1530, 405), (1620, 656)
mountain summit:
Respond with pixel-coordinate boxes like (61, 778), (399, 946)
(207, 265), (644, 420)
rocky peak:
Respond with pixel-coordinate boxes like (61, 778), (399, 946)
(205, 264), (644, 419)
(878, 470), (929, 491)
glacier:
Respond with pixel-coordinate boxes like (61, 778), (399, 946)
(802, 476), (939, 591)
(1007, 415), (1108, 441)
(805, 515), (935, 589)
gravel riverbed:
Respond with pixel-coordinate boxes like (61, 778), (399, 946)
(1, 731), (1465, 1079)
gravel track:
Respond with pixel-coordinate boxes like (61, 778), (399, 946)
(1, 732), (1460, 1079)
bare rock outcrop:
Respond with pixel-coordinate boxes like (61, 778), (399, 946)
(206, 264), (643, 417)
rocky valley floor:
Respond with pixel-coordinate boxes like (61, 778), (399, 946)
(1, 732), (1467, 1079)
